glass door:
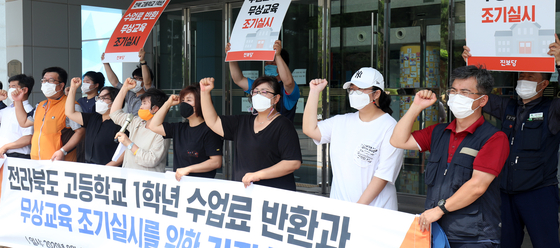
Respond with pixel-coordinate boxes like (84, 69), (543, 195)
(189, 6), (227, 178)
(388, 2), (445, 196)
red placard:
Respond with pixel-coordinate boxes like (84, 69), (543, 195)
(103, 0), (170, 63)
(468, 56), (556, 72)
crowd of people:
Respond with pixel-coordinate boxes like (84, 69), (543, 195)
(1, 36), (560, 247)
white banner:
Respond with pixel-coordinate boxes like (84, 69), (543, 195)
(0, 158), (429, 248)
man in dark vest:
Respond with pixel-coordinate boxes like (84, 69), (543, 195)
(462, 36), (560, 247)
(391, 65), (510, 247)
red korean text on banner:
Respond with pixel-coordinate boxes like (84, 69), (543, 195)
(468, 57), (555, 72)
(104, 0), (170, 63)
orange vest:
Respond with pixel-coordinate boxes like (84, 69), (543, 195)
(31, 95), (77, 161)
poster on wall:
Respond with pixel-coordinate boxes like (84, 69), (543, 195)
(225, 0), (292, 62)
(103, 0), (170, 63)
(466, 0), (556, 72)
(0, 158), (430, 248)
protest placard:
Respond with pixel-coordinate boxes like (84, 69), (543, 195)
(226, 0), (292, 62)
(466, 0), (556, 72)
(103, 0), (170, 63)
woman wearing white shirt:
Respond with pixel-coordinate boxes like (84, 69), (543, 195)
(302, 67), (404, 210)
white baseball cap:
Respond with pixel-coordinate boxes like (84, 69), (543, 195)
(342, 67), (384, 90)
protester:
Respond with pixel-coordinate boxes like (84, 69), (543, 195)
(65, 77), (123, 166)
(111, 78), (170, 172)
(302, 68), (404, 210)
(148, 85), (223, 180)
(463, 38), (560, 247)
(103, 48), (153, 115)
(0, 74), (35, 159)
(226, 40), (300, 121)
(13, 67), (85, 161)
(200, 76), (301, 190)
(77, 71), (105, 113)
(390, 65), (509, 247)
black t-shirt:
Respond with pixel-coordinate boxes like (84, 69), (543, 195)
(162, 121), (223, 178)
(78, 97), (96, 113)
(220, 114), (302, 191)
(81, 113), (123, 165)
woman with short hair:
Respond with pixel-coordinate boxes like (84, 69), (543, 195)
(200, 76), (302, 191)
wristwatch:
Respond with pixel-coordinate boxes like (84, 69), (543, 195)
(438, 199), (450, 214)
(127, 142), (135, 150)
(140, 60), (147, 65)
(59, 148), (68, 156)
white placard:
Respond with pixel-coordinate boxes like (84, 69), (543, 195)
(296, 98), (305, 114)
(241, 97), (252, 112)
(466, 0), (556, 72)
(292, 69), (307, 85)
(242, 70), (259, 81)
(225, 0), (292, 62)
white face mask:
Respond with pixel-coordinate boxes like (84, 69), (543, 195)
(7, 88), (16, 101)
(95, 100), (110, 114)
(448, 94), (484, 119)
(41, 82), (60, 98)
(516, 80), (544, 100)
(131, 80), (143, 93)
(349, 91), (374, 110)
(251, 94), (273, 112)
(82, 82), (93, 94)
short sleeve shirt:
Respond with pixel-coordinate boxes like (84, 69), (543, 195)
(220, 114), (302, 191)
(315, 112), (404, 210)
(77, 97), (96, 113)
(162, 121), (224, 178)
(412, 116), (509, 177)
(81, 112), (123, 165)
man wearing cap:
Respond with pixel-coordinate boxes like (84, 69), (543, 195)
(303, 67), (404, 210)
(390, 65), (509, 247)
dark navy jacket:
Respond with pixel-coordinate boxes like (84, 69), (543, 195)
(499, 98), (560, 193)
(425, 121), (501, 242)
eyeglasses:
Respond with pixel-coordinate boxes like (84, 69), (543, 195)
(41, 78), (62, 84)
(446, 89), (483, 97)
(95, 95), (112, 102)
(347, 88), (375, 95)
(251, 90), (276, 97)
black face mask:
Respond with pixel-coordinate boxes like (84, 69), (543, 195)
(180, 102), (194, 118)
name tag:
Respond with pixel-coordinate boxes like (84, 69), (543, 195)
(529, 112), (543, 119)
(528, 112), (544, 121)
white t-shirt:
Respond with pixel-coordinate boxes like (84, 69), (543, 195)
(315, 112), (404, 210)
(0, 101), (34, 155)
